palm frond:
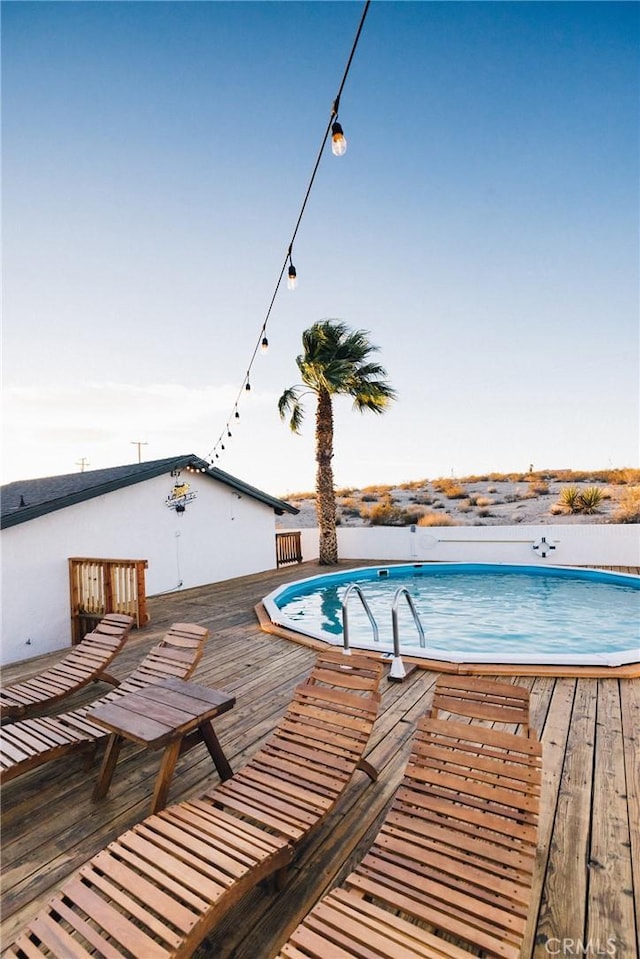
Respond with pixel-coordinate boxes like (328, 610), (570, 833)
(277, 386), (306, 434)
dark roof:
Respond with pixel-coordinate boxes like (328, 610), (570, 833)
(1, 455), (298, 529)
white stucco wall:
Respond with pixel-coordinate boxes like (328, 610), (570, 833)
(1, 472), (280, 665)
(293, 523), (640, 568)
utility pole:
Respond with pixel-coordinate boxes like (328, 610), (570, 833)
(130, 441), (148, 463)
(76, 457), (90, 472)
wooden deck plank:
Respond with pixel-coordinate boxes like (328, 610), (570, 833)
(0, 560), (637, 959)
(531, 679), (597, 954)
(588, 681), (637, 959)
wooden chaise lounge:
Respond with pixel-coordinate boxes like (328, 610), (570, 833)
(0, 614), (135, 721)
(0, 623), (208, 785)
(3, 650), (383, 959)
(277, 711), (542, 959)
(430, 674), (534, 736)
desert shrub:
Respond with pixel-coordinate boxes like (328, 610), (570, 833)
(549, 504), (566, 515)
(578, 486), (604, 513)
(437, 481), (467, 499)
(361, 483), (392, 496)
(366, 504), (422, 526)
(339, 497), (359, 510)
(417, 512), (457, 527)
(335, 487), (356, 497)
(613, 486), (640, 523)
(339, 506), (361, 518)
(411, 493), (434, 505)
(504, 494), (519, 503)
(558, 486), (583, 513)
(476, 497), (493, 508)
(477, 508), (493, 517)
(529, 481), (550, 495)
(487, 486), (497, 494)
(361, 493), (377, 503)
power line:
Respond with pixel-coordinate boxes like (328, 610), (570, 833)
(205, 0), (371, 466)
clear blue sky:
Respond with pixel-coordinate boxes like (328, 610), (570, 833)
(2, 1), (638, 496)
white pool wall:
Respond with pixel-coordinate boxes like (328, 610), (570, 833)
(288, 523), (639, 568)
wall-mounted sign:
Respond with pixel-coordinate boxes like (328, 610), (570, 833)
(166, 481), (198, 513)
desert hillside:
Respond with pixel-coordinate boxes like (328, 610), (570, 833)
(277, 469), (640, 529)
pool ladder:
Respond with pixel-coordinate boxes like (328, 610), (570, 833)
(341, 584), (426, 682)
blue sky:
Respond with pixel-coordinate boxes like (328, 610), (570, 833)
(2, 1), (638, 496)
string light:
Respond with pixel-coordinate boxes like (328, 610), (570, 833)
(204, 0), (371, 466)
(331, 120), (347, 156)
(287, 247), (297, 290)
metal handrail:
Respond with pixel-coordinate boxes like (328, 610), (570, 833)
(391, 587), (426, 650)
(341, 584), (380, 654)
(386, 586), (426, 682)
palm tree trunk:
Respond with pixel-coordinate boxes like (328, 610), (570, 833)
(315, 387), (338, 564)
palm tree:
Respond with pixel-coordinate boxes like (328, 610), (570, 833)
(278, 320), (396, 565)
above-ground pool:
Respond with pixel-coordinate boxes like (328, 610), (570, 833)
(262, 563), (640, 667)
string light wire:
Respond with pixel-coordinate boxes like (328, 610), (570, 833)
(205, 0), (371, 465)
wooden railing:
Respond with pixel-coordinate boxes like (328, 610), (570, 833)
(275, 531), (303, 568)
(69, 557), (149, 644)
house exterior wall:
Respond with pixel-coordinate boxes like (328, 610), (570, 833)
(1, 472), (279, 665)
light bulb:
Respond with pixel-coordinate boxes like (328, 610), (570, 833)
(331, 121), (347, 156)
(287, 264), (297, 291)
(245, 380), (251, 391)
(261, 336), (269, 353)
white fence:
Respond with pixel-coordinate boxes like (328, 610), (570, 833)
(293, 523), (639, 569)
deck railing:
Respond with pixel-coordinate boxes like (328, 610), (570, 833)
(275, 531), (303, 568)
(69, 557), (149, 644)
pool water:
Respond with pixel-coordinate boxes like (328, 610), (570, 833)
(264, 564), (640, 666)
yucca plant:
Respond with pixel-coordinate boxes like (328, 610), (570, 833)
(578, 486), (604, 513)
(558, 486), (582, 513)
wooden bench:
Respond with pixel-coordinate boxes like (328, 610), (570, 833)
(277, 711), (543, 959)
(0, 614), (134, 721)
(0, 624), (208, 785)
(4, 651), (383, 959)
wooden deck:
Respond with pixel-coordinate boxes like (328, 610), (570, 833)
(1, 561), (638, 958)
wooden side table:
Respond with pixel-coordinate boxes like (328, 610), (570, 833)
(90, 676), (235, 813)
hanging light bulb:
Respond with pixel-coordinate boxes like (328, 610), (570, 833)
(331, 120), (347, 156)
(245, 378), (251, 391)
(227, 428), (232, 438)
(287, 261), (297, 291)
(235, 410), (240, 419)
(261, 335), (269, 353)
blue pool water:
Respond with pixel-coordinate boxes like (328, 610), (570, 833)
(263, 564), (640, 666)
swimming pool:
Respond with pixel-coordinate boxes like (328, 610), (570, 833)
(262, 563), (640, 667)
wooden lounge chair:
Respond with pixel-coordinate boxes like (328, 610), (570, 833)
(4, 650), (383, 959)
(0, 623), (208, 785)
(0, 614), (135, 721)
(277, 711), (543, 959)
(430, 674), (534, 736)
